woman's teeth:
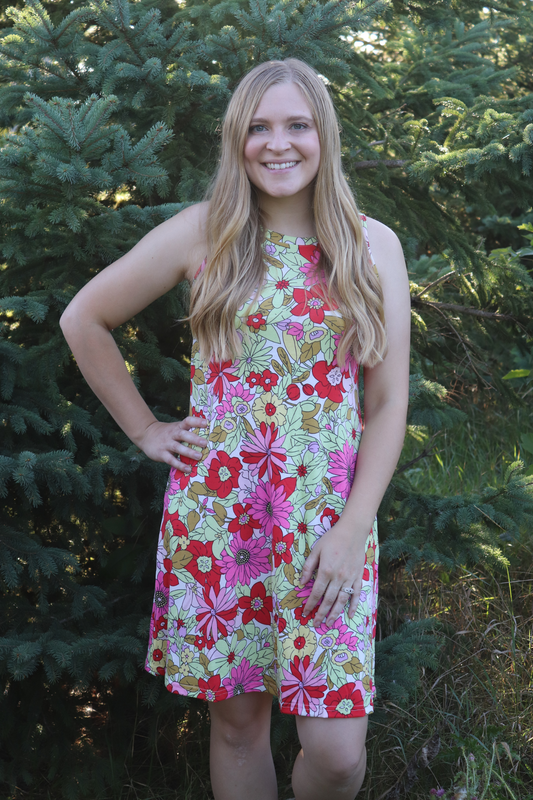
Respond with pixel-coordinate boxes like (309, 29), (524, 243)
(264, 161), (297, 170)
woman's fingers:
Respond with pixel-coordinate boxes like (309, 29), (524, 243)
(348, 588), (361, 619)
(299, 546), (319, 589)
(140, 417), (209, 469)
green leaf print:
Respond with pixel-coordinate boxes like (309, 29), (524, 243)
(283, 404), (303, 433)
(260, 324), (281, 345)
(267, 303), (290, 324)
(321, 330), (336, 364)
(282, 330), (301, 362)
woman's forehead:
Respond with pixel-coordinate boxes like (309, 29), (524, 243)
(250, 82), (313, 120)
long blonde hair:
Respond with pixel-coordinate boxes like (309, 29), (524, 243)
(189, 58), (387, 368)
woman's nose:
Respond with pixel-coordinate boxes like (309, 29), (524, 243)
(266, 127), (291, 152)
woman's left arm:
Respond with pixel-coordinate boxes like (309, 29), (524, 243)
(301, 219), (411, 627)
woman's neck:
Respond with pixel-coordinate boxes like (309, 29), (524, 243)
(257, 186), (316, 239)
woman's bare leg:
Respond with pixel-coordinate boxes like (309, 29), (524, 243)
(208, 692), (277, 800)
(292, 715), (368, 800)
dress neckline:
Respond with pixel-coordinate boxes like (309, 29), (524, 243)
(265, 229), (318, 245)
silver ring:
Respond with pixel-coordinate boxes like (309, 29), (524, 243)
(341, 587), (354, 595)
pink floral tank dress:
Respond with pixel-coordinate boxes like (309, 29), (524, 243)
(145, 216), (379, 717)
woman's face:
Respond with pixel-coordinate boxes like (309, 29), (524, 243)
(243, 82), (320, 201)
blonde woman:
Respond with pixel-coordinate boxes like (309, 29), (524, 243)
(61, 59), (410, 800)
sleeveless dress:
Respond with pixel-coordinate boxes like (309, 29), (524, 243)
(145, 216), (379, 718)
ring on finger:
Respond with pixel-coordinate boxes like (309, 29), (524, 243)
(340, 587), (355, 595)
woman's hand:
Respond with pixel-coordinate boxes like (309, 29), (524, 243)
(136, 416), (209, 471)
(299, 520), (369, 628)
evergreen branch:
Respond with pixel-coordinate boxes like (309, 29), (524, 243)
(396, 433), (440, 475)
(353, 158), (408, 169)
(411, 297), (515, 321)
(413, 270), (457, 299)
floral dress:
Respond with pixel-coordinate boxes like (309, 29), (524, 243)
(145, 216), (379, 718)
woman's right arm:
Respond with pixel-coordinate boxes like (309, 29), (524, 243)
(59, 202), (209, 472)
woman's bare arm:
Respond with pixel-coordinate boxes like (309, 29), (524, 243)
(59, 202), (210, 468)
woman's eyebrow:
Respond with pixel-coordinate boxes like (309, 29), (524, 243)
(250, 114), (314, 124)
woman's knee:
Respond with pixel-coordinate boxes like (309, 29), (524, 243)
(209, 692), (272, 749)
(296, 716), (368, 788)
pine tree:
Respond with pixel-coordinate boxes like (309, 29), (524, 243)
(1, 0), (532, 796)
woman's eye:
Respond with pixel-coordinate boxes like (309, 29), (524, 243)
(291, 123), (307, 130)
(249, 125), (267, 133)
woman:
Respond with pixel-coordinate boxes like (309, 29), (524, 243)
(60, 59), (410, 800)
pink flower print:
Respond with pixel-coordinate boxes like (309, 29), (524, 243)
(195, 585), (238, 642)
(222, 657), (264, 696)
(329, 441), (356, 499)
(315, 617), (359, 650)
(215, 383), (254, 420)
(286, 320), (305, 340)
(281, 655), (327, 715)
(164, 469), (182, 506)
(240, 422), (287, 482)
(153, 571), (169, 615)
(217, 532), (271, 587)
(265, 244), (276, 256)
(246, 478), (295, 538)
(206, 360), (239, 402)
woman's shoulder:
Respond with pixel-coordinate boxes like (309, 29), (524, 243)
(167, 201), (210, 282)
(363, 215), (401, 250)
(362, 216), (405, 282)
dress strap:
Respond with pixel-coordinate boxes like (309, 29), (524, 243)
(359, 214), (375, 266)
(193, 258), (206, 282)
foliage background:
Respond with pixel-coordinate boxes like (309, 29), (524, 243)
(0, 0), (532, 797)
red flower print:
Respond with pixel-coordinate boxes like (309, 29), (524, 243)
(153, 648), (163, 662)
(320, 507), (340, 530)
(291, 287), (330, 325)
(281, 655), (327, 715)
(362, 567), (370, 581)
(205, 450), (241, 498)
(247, 312), (267, 330)
(198, 674), (228, 702)
(324, 684), (365, 717)
(228, 502), (261, 541)
(276, 279), (290, 290)
(259, 369), (279, 391)
(246, 371), (262, 389)
(195, 584), (238, 641)
(194, 634), (215, 651)
(274, 612), (287, 634)
(287, 383), (300, 400)
(272, 526), (294, 567)
(294, 604), (318, 624)
(302, 384), (314, 396)
(298, 244), (320, 264)
(240, 422), (287, 482)
(185, 540), (222, 588)
(161, 509), (189, 539)
(162, 557), (179, 588)
(154, 614), (167, 635)
(206, 360), (239, 402)
(312, 360), (347, 403)
(238, 581), (273, 625)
